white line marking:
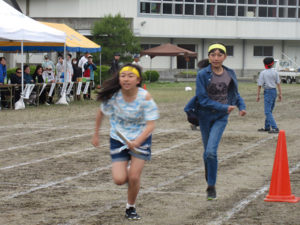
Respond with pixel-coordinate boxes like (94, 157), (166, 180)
(67, 135), (276, 224)
(4, 165), (112, 200)
(0, 129), (180, 171)
(207, 161), (300, 225)
(0, 133), (94, 153)
(0, 146), (103, 171)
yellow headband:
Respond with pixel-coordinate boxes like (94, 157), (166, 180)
(208, 44), (227, 54)
(119, 66), (140, 78)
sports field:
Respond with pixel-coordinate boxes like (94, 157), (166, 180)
(0, 82), (299, 225)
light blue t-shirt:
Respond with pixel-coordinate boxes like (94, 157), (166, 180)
(101, 87), (159, 143)
(257, 68), (280, 89)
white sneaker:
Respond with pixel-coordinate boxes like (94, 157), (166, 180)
(45, 102), (50, 106)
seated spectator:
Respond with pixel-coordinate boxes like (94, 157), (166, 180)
(23, 65), (34, 84)
(10, 68), (22, 85)
(23, 65), (36, 105)
(10, 68), (22, 102)
(32, 65), (44, 83)
(42, 65), (55, 83)
(33, 65), (48, 105)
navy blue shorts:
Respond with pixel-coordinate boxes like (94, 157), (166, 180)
(110, 135), (152, 162)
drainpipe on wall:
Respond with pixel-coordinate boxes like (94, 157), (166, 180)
(241, 39), (245, 77)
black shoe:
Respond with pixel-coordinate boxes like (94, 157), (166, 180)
(206, 186), (216, 200)
(258, 128), (270, 132)
(268, 128), (279, 134)
(125, 207), (141, 220)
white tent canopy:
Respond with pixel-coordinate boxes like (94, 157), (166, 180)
(0, 0), (66, 109)
(0, 0), (66, 42)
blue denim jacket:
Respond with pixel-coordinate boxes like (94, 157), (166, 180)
(196, 64), (246, 113)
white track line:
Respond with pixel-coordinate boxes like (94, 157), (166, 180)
(0, 129), (178, 171)
(2, 138), (199, 200)
(0, 146), (99, 171)
(66, 135), (277, 224)
(0, 133), (94, 153)
(207, 161), (300, 225)
(0, 113), (94, 130)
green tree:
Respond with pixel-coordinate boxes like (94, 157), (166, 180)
(92, 14), (140, 65)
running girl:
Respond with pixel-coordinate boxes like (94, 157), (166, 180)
(92, 63), (159, 220)
(196, 44), (247, 200)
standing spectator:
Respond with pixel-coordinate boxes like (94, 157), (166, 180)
(257, 57), (282, 133)
(10, 68), (22, 102)
(0, 56), (7, 85)
(83, 55), (97, 81)
(83, 55), (97, 99)
(42, 54), (55, 71)
(110, 52), (120, 75)
(132, 54), (141, 67)
(0, 57), (8, 108)
(72, 58), (81, 82)
(66, 53), (73, 82)
(56, 56), (64, 82)
(78, 52), (89, 75)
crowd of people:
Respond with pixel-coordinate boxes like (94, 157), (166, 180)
(0, 52), (98, 108)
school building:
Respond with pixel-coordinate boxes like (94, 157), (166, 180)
(7, 0), (300, 78)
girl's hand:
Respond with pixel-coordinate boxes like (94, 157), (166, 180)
(127, 140), (140, 150)
(91, 133), (99, 147)
(239, 110), (247, 117)
(227, 105), (236, 114)
(256, 96), (260, 102)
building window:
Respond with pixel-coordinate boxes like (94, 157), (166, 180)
(254, 46), (273, 56)
(163, 3), (173, 14)
(141, 44), (160, 50)
(151, 2), (161, 14)
(139, 0), (300, 19)
(140, 2), (150, 13)
(225, 45), (234, 56)
(185, 4), (194, 15)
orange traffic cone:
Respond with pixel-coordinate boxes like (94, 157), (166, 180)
(143, 84), (147, 90)
(264, 130), (300, 203)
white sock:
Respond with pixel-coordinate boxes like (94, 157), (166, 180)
(126, 203), (135, 209)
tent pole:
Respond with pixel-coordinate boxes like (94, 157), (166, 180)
(21, 40), (24, 94)
(186, 60), (188, 78)
(150, 57), (152, 83)
(99, 52), (102, 86)
(63, 43), (67, 82)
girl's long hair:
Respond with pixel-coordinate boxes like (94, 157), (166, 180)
(97, 63), (143, 102)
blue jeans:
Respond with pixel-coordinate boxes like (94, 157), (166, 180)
(198, 110), (229, 186)
(264, 88), (278, 130)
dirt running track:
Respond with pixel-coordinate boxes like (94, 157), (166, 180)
(0, 83), (299, 225)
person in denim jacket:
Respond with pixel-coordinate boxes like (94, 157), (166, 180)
(196, 43), (246, 200)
